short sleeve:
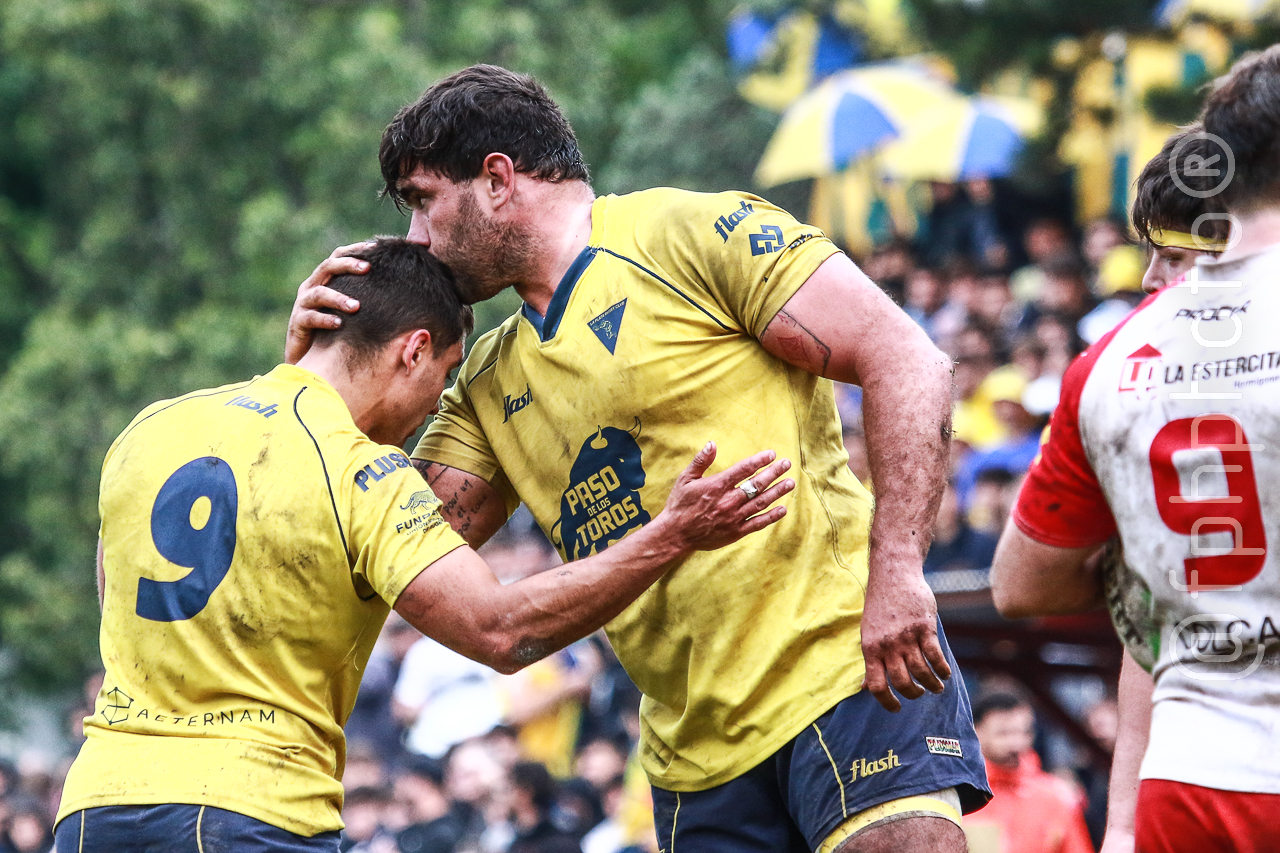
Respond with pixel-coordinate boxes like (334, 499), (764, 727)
(411, 368), (520, 517)
(344, 445), (467, 606)
(653, 191), (841, 338)
(1012, 344), (1118, 549)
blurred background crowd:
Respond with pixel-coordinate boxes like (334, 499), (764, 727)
(2, 0), (1279, 851)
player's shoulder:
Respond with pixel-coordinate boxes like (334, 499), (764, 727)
(603, 188), (783, 237)
(455, 312), (522, 386)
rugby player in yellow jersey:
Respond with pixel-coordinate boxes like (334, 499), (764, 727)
(289, 67), (991, 852)
(54, 238), (794, 853)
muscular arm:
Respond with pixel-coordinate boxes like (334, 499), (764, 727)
(395, 444), (794, 674)
(990, 517), (1105, 619)
(412, 460), (509, 549)
(760, 252), (955, 712)
(1099, 654), (1154, 853)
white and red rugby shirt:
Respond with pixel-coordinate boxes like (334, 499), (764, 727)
(1014, 245), (1280, 794)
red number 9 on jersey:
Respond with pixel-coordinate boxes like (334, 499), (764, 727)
(1150, 414), (1267, 591)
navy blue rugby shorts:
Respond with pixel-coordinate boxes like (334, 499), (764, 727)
(651, 619), (991, 852)
(54, 804), (341, 853)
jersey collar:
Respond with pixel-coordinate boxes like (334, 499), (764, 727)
(521, 246), (599, 342)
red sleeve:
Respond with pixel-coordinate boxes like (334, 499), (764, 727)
(1012, 326), (1126, 549)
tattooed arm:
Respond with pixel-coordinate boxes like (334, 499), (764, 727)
(411, 460), (510, 550)
(760, 251), (955, 712)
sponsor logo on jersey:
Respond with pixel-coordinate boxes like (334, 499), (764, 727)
(750, 224), (785, 255)
(127, 706), (277, 727)
(101, 687), (133, 725)
(925, 736), (963, 757)
(354, 452), (412, 492)
(788, 233), (817, 251)
(713, 199), (755, 241)
(1175, 302), (1249, 321)
(396, 489), (445, 534)
(850, 748), (902, 781)
(400, 490), (440, 512)
(588, 299), (627, 355)
(555, 421), (651, 560)
(503, 384), (533, 422)
(225, 394), (279, 417)
(1118, 344), (1162, 396)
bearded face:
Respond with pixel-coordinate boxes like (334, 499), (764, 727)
(439, 189), (536, 305)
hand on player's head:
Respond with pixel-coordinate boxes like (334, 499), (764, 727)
(284, 241), (372, 364)
(658, 442), (795, 554)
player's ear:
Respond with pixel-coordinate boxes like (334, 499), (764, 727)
(400, 329), (433, 371)
(480, 153), (516, 210)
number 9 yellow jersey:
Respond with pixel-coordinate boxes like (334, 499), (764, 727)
(59, 364), (464, 837)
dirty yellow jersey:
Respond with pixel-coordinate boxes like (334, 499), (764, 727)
(60, 364), (464, 835)
(414, 188), (873, 791)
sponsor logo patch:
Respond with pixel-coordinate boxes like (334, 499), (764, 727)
(354, 452), (411, 492)
(850, 748), (902, 781)
(503, 384), (533, 422)
(713, 199), (755, 241)
(225, 394), (279, 418)
(1118, 344), (1162, 397)
(925, 736), (963, 757)
(554, 421), (650, 559)
(750, 224), (785, 255)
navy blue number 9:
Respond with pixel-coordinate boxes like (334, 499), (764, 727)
(136, 456), (239, 622)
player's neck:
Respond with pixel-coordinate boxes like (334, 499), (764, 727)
(296, 348), (393, 442)
(514, 181), (596, 317)
(1220, 207), (1280, 263)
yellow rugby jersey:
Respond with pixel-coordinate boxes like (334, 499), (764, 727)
(60, 364), (464, 836)
(414, 188), (873, 791)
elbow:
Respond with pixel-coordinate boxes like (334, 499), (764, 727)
(991, 583), (1036, 621)
(477, 626), (552, 675)
(990, 559), (1037, 621)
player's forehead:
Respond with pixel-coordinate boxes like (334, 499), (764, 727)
(396, 166), (454, 197)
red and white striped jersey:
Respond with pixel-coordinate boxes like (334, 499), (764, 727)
(1014, 245), (1280, 794)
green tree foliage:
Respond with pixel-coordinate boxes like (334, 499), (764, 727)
(0, 0), (750, 702)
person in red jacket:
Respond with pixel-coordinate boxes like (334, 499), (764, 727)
(965, 692), (1094, 853)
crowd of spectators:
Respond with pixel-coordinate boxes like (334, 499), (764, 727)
(841, 190), (1148, 579)
(0, 184), (1145, 853)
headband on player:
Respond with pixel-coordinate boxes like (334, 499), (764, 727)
(1148, 228), (1228, 253)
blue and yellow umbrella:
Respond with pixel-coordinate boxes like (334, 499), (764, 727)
(754, 61), (960, 188)
(878, 95), (1042, 183)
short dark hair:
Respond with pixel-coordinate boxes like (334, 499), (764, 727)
(973, 691), (1030, 725)
(312, 237), (473, 362)
(1201, 45), (1280, 213)
(511, 761), (557, 812)
(1132, 124), (1230, 245)
(380, 64), (589, 207)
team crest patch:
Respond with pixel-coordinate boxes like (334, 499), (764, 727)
(588, 299), (627, 354)
(925, 736), (963, 757)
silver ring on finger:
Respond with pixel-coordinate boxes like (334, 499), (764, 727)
(738, 481), (760, 501)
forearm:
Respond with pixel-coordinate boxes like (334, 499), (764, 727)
(483, 514), (691, 671)
(861, 340), (953, 572)
(414, 459), (508, 548)
(1104, 654), (1154, 842)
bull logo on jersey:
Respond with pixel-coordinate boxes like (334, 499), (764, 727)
(1118, 344), (1162, 398)
(554, 420), (651, 560)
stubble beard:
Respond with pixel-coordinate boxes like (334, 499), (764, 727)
(445, 191), (537, 305)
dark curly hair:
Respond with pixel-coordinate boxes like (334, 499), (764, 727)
(379, 65), (589, 208)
